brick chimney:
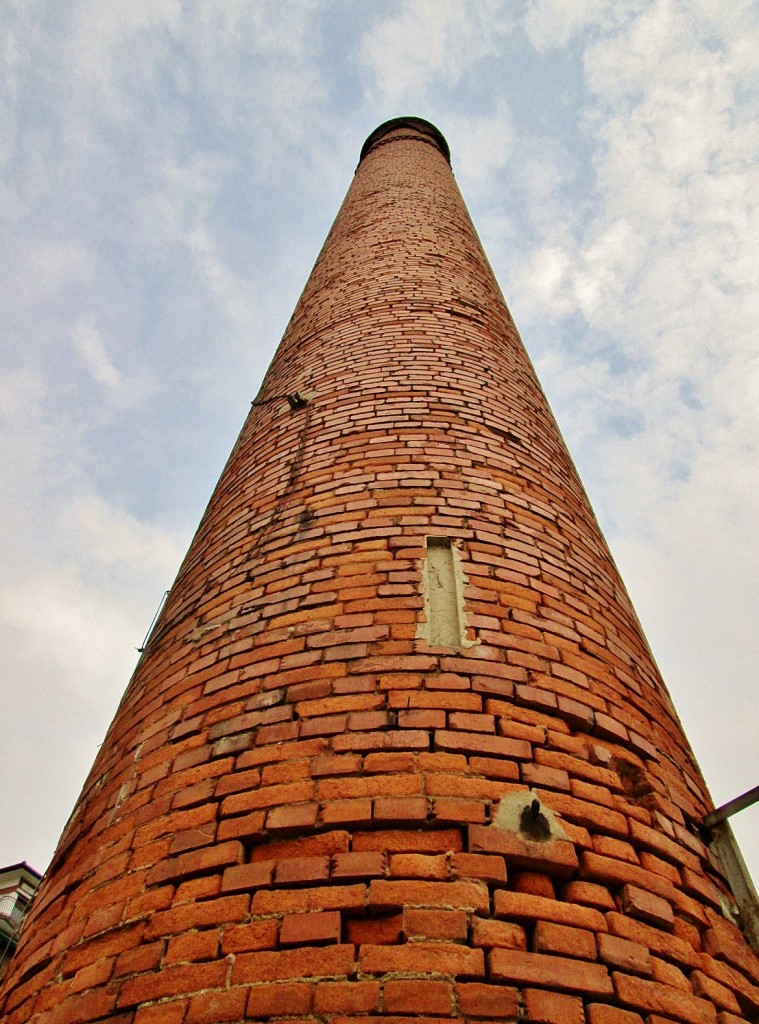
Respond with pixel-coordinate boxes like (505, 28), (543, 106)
(2, 117), (757, 1024)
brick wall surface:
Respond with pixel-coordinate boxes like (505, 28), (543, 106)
(2, 118), (757, 1024)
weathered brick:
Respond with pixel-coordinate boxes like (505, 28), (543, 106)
(533, 920), (597, 960)
(118, 961), (228, 1006)
(252, 883), (367, 914)
(606, 912), (697, 970)
(232, 944), (355, 984)
(468, 824), (578, 879)
(621, 883), (674, 930)
(360, 942), (484, 977)
(368, 879), (489, 912)
(596, 932), (652, 975)
(146, 841), (244, 886)
(450, 852), (506, 883)
(493, 890), (607, 932)
(332, 851), (385, 881)
(245, 982), (313, 1017)
(435, 730), (531, 760)
(523, 987), (584, 1024)
(384, 980), (452, 1015)
(471, 917), (526, 950)
(353, 829), (463, 854)
(489, 948), (613, 995)
(404, 908), (468, 941)
(313, 980), (380, 1013)
(185, 987), (248, 1024)
(454, 982), (519, 1018)
(279, 911), (341, 946)
(221, 860), (274, 893)
(389, 853), (447, 879)
(612, 972), (717, 1024)
(586, 1006), (644, 1024)
(275, 856), (330, 886)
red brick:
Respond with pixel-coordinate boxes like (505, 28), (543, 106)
(144, 896), (249, 940)
(187, 988), (248, 1023)
(471, 917), (526, 950)
(562, 880), (616, 910)
(280, 911), (341, 946)
(145, 840), (244, 885)
(364, 751), (416, 772)
(245, 982), (313, 1017)
(454, 982), (519, 1018)
(322, 798), (373, 827)
(353, 829), (462, 853)
(374, 796), (429, 824)
(521, 763), (570, 790)
(118, 961), (228, 1005)
(332, 851), (386, 880)
(360, 942), (484, 977)
(533, 919), (597, 960)
(165, 929), (220, 963)
(114, 941), (164, 977)
(252, 883), (366, 914)
(134, 1004), (188, 1024)
(399, 708), (446, 729)
(389, 853), (447, 879)
(222, 919), (279, 953)
(314, 980), (380, 1013)
(217, 809), (266, 843)
(690, 970), (742, 1015)
(586, 1006), (644, 1024)
(612, 972), (717, 1024)
(450, 852), (506, 883)
(579, 852), (677, 901)
(434, 797), (487, 824)
(493, 889), (607, 931)
(346, 914), (402, 946)
(312, 753), (363, 777)
(266, 802), (319, 831)
(512, 871), (556, 898)
(435, 730), (531, 760)
(703, 919), (759, 985)
(384, 980), (452, 1015)
(275, 855), (330, 885)
(368, 879), (489, 912)
(221, 860), (274, 893)
(468, 824), (578, 879)
(606, 912), (698, 970)
(232, 944), (355, 984)
(489, 948), (613, 995)
(404, 908), (468, 941)
(621, 883), (674, 930)
(523, 987), (584, 1024)
(449, 711), (495, 733)
(597, 932), (652, 975)
(696, 951), (759, 1016)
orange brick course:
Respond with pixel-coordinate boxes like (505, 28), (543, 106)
(1, 116), (757, 1024)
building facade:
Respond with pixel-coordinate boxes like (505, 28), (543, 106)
(1, 118), (758, 1024)
(0, 863), (41, 979)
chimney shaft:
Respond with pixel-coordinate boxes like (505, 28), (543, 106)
(3, 117), (757, 1024)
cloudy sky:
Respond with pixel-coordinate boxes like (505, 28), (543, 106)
(1, 0), (757, 886)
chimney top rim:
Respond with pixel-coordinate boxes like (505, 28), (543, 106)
(359, 117), (451, 165)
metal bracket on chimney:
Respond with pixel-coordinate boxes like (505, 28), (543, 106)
(701, 784), (759, 952)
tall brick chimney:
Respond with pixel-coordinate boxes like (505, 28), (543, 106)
(3, 117), (758, 1024)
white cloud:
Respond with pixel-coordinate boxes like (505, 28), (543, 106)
(358, 0), (514, 106)
(508, 0), (759, 875)
(523, 0), (633, 53)
(71, 316), (122, 389)
(68, 493), (186, 577)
